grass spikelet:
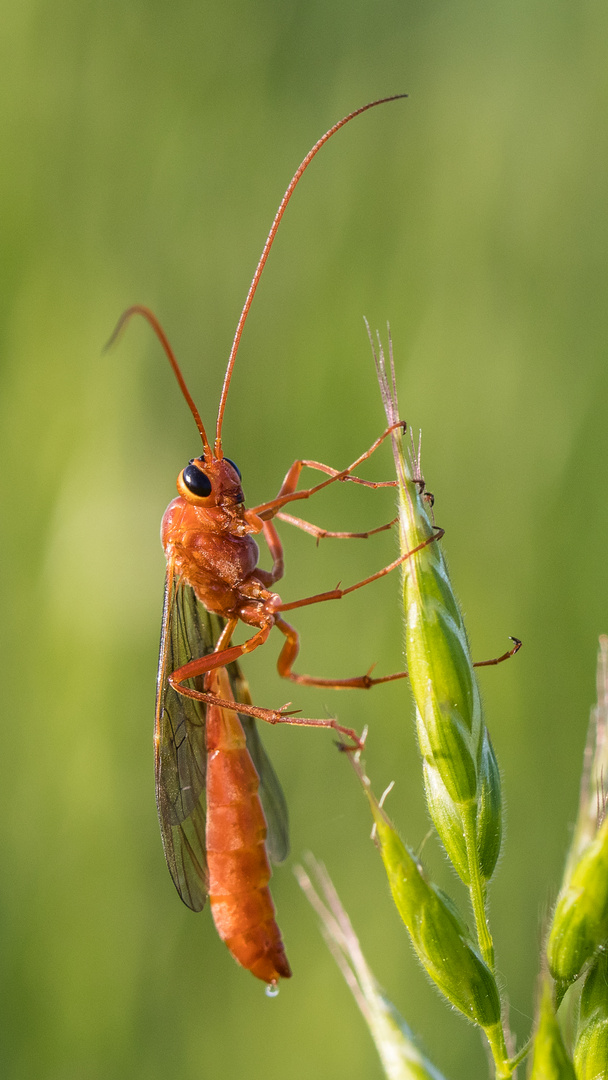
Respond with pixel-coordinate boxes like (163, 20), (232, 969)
(357, 762), (502, 1033)
(295, 856), (447, 1080)
(547, 638), (608, 996)
(573, 952), (608, 1079)
(547, 813), (608, 994)
(369, 327), (502, 967)
(528, 979), (576, 1079)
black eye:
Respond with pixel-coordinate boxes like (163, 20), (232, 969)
(182, 463), (212, 497)
(225, 458), (241, 479)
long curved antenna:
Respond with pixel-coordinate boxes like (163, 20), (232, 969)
(214, 93), (407, 457)
(106, 304), (213, 459)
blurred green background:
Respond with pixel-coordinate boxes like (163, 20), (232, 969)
(2, 1), (608, 1077)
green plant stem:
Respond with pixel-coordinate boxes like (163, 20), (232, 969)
(486, 1024), (514, 1079)
(462, 806), (514, 1077)
(508, 1037), (532, 1073)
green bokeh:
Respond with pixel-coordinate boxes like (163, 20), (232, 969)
(2, 2), (608, 1077)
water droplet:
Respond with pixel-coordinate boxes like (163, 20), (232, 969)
(265, 982), (280, 998)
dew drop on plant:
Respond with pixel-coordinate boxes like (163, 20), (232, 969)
(265, 982), (280, 999)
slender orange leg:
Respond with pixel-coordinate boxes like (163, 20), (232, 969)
(169, 623), (275, 713)
(258, 519), (285, 585)
(275, 616), (521, 690)
(169, 616), (363, 746)
(262, 514), (398, 580)
(213, 617), (239, 653)
(250, 421), (405, 521)
(271, 529), (519, 688)
(276, 458), (397, 492)
(275, 615), (407, 689)
(276, 511), (398, 542)
(340, 475), (398, 489)
(472, 637), (522, 666)
(277, 528), (444, 613)
(263, 528), (443, 689)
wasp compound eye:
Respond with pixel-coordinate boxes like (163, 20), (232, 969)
(182, 463), (212, 498)
(225, 458), (241, 479)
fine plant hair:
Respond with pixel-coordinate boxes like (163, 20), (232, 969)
(299, 332), (608, 1080)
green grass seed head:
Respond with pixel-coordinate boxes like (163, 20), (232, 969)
(366, 789), (501, 1030)
(476, 729), (503, 880)
(529, 979), (577, 1080)
(400, 480), (504, 884)
(564, 636), (608, 885)
(573, 952), (608, 1080)
(547, 816), (608, 989)
(373, 334), (502, 885)
(421, 763), (469, 881)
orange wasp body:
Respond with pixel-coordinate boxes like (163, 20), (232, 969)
(112, 96), (412, 987)
(205, 665), (291, 983)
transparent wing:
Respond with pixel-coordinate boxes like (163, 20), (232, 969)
(155, 565), (224, 911)
(155, 568), (290, 911)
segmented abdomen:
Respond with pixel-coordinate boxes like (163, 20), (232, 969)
(205, 667), (291, 984)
